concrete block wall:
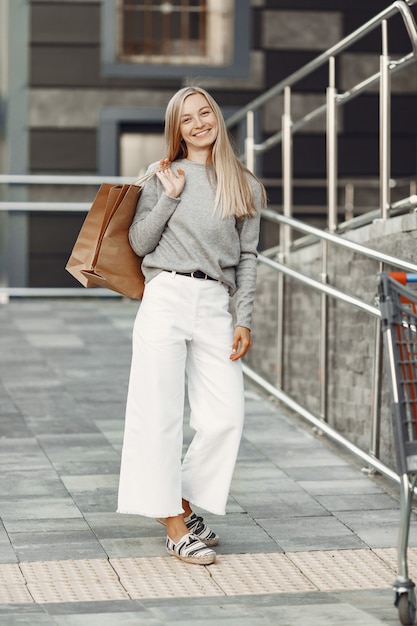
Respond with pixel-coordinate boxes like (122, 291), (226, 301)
(247, 213), (417, 470)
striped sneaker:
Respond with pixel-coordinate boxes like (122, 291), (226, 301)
(166, 533), (216, 565)
(184, 513), (219, 547)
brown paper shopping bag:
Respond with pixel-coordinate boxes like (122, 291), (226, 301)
(66, 172), (154, 299)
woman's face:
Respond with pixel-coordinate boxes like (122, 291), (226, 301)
(179, 93), (218, 158)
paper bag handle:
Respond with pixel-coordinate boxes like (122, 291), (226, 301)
(133, 165), (168, 187)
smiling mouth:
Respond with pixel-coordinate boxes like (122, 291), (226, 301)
(194, 129), (211, 137)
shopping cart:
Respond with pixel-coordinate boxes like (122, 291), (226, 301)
(378, 271), (417, 625)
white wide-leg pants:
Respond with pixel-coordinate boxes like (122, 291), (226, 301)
(117, 271), (245, 518)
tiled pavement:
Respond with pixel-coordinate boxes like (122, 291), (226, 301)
(1, 298), (417, 625)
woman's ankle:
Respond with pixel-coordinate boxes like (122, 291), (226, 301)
(182, 498), (193, 518)
(166, 514), (189, 543)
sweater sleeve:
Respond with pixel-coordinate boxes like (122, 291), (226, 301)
(129, 169), (180, 257)
(234, 180), (264, 330)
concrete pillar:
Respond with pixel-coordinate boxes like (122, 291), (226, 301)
(0, 0), (29, 291)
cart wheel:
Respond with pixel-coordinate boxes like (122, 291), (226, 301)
(398, 593), (416, 625)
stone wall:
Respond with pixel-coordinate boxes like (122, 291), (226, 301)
(246, 212), (417, 470)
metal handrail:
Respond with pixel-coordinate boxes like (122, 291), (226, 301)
(258, 253), (381, 317)
(250, 208), (417, 486)
(241, 363), (400, 486)
(0, 174), (135, 185)
(225, 0), (417, 130)
(0, 202), (91, 212)
(262, 209), (417, 273)
(2, 173), (414, 189)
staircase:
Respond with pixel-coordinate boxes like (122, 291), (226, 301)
(225, 0), (417, 478)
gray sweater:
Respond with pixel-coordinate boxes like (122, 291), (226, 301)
(129, 159), (263, 329)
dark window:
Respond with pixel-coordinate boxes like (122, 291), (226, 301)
(116, 0), (233, 66)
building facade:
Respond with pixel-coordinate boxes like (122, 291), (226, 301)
(0, 0), (416, 287)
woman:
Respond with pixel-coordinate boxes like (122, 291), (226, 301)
(118, 86), (267, 565)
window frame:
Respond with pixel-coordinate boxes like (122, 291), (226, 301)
(101, 0), (251, 78)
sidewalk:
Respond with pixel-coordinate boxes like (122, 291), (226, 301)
(0, 297), (416, 625)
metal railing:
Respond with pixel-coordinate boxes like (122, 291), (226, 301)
(0, 174), (137, 300)
(258, 176), (417, 225)
(226, 0), (417, 231)
(244, 211), (417, 486)
(225, 0), (417, 483)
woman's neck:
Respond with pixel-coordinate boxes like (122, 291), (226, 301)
(186, 147), (210, 164)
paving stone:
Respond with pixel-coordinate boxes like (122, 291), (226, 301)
(147, 601), (256, 624)
(60, 474), (119, 494)
(47, 459), (122, 476)
(83, 512), (162, 542)
(10, 531), (108, 562)
(285, 465), (369, 481)
(100, 536), (168, 559)
(315, 493), (399, 512)
(202, 513), (282, 555)
(253, 601), (388, 625)
(0, 414), (33, 438)
(69, 493), (118, 514)
(237, 490), (330, 518)
(256, 516), (368, 552)
(0, 469), (69, 497)
(0, 612), (55, 625)
(0, 497), (83, 521)
(44, 599), (149, 617)
(296, 478), (387, 496)
(0, 542), (19, 564)
(0, 440), (54, 471)
(231, 461), (300, 498)
(24, 334), (85, 349)
(25, 416), (101, 436)
(262, 444), (351, 468)
(2, 518), (91, 535)
(334, 508), (417, 548)
(51, 614), (162, 625)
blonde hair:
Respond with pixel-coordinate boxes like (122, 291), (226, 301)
(164, 86), (267, 219)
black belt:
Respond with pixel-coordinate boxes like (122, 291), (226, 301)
(175, 270), (216, 281)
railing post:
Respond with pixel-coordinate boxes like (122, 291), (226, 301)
(321, 57), (338, 423)
(344, 183), (354, 222)
(326, 56), (338, 233)
(380, 19), (391, 220)
(369, 19), (392, 463)
(2, 0), (30, 293)
(282, 86), (293, 255)
(0, 210), (8, 304)
(320, 239), (329, 422)
(276, 86), (293, 389)
(370, 307), (383, 462)
(245, 110), (255, 173)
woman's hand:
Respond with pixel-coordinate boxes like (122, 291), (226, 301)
(156, 158), (185, 198)
(230, 326), (252, 361)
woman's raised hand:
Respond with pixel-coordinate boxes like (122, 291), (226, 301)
(156, 158), (185, 199)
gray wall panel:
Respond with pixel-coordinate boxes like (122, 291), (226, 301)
(31, 3), (100, 44)
(30, 130), (96, 172)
